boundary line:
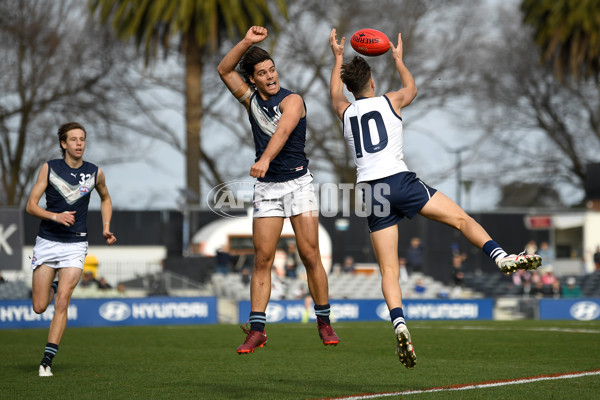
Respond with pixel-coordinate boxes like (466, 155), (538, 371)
(318, 369), (600, 400)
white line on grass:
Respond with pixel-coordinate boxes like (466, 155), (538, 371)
(319, 369), (600, 400)
(412, 324), (600, 334)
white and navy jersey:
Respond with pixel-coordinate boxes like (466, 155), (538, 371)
(38, 159), (98, 243)
(342, 95), (409, 182)
(249, 87), (309, 182)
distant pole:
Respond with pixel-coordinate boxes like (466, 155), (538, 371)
(449, 147), (468, 208)
(178, 188), (199, 257)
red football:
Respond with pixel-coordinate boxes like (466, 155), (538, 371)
(350, 28), (390, 56)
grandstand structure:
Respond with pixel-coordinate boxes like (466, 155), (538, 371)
(0, 207), (599, 322)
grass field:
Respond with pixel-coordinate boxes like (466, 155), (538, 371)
(1, 320), (599, 399)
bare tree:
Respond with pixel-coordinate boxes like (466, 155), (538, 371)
(207, 0), (487, 191)
(461, 4), (600, 207)
(0, 0), (150, 206)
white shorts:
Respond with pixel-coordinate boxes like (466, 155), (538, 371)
(31, 236), (88, 270)
(253, 172), (318, 218)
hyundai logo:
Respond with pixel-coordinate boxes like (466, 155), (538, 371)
(266, 303), (285, 322)
(569, 301), (600, 321)
(376, 302), (390, 320)
(99, 301), (131, 322)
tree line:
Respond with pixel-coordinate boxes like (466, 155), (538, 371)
(1, 0), (598, 209)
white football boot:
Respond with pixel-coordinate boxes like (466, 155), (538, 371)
(396, 324), (417, 369)
(497, 252), (542, 275)
(39, 365), (53, 377)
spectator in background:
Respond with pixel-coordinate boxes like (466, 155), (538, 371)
(541, 267), (557, 286)
(512, 269), (531, 288)
(537, 241), (554, 266)
(413, 278), (426, 297)
(398, 257), (409, 283)
(520, 278), (533, 297)
(215, 244), (232, 275)
(525, 240), (538, 256)
(450, 254), (465, 288)
(550, 279), (561, 299)
(331, 263), (343, 277)
(594, 246), (600, 271)
(531, 280), (546, 298)
(406, 237), (424, 273)
(530, 269), (541, 285)
(117, 282), (127, 296)
(302, 295), (314, 323)
(270, 265), (287, 300)
(284, 242), (300, 279)
(342, 256), (356, 274)
(97, 277), (112, 290)
(79, 271), (98, 288)
(241, 267), (251, 287)
(561, 277), (582, 298)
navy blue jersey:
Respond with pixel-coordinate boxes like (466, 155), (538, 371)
(248, 87), (309, 182)
(38, 159), (98, 243)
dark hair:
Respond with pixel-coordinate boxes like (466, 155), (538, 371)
(237, 46), (274, 87)
(341, 56), (372, 95)
(57, 122), (86, 158)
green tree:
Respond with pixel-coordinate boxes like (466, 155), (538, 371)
(89, 0), (286, 204)
(521, 0), (600, 81)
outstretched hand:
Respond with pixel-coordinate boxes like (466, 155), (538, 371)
(389, 32), (404, 61)
(329, 28), (345, 57)
(245, 26), (268, 44)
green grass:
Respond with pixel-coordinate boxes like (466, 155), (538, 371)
(1, 320), (599, 399)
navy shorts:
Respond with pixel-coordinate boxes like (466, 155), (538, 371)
(362, 171), (437, 232)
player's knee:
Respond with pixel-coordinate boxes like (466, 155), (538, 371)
(453, 213), (472, 231)
(32, 301), (48, 314)
(53, 296), (70, 313)
(254, 252), (275, 270)
(299, 250), (319, 270)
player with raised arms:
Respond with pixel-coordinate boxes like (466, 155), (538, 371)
(329, 28), (541, 368)
(217, 26), (339, 354)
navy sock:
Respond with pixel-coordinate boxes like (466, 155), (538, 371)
(314, 304), (331, 325)
(41, 343), (58, 367)
(390, 307), (406, 330)
(482, 240), (508, 263)
(249, 311), (266, 332)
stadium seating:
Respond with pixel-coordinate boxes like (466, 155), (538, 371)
(0, 281), (30, 300)
(208, 270), (461, 300)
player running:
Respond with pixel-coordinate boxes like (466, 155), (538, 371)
(26, 122), (117, 376)
(328, 29), (541, 368)
(218, 26), (339, 354)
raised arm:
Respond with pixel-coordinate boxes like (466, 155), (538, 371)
(385, 33), (417, 113)
(329, 28), (351, 121)
(217, 26), (268, 110)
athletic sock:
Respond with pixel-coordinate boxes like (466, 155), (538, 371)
(314, 304), (331, 325)
(41, 343), (58, 367)
(390, 307), (406, 330)
(249, 311), (266, 332)
(482, 240), (508, 263)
